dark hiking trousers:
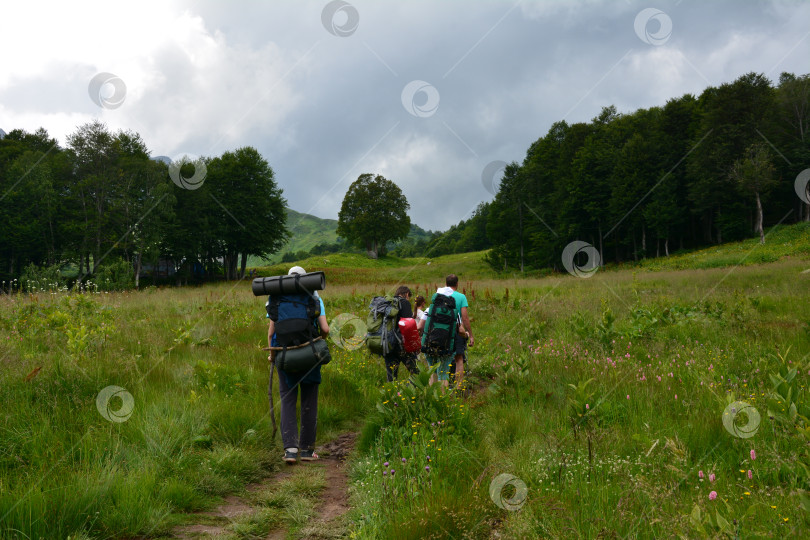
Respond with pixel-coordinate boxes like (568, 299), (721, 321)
(273, 365), (319, 451)
(384, 350), (420, 382)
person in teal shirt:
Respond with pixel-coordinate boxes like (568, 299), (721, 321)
(426, 274), (474, 389)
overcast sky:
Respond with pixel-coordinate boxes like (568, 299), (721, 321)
(1, 0), (808, 231)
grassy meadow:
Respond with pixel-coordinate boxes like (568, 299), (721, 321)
(1, 223), (809, 538)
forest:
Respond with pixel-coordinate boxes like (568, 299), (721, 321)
(0, 121), (288, 288)
(2, 72), (808, 284)
(430, 72), (810, 271)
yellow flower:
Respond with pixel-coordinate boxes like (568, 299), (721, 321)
(783, 518), (789, 522)
(771, 506), (776, 509)
(744, 492), (750, 495)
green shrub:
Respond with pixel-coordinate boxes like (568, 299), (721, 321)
(94, 258), (135, 291)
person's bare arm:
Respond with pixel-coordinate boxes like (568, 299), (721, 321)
(267, 320), (275, 362)
(461, 306), (473, 346)
(318, 315), (329, 338)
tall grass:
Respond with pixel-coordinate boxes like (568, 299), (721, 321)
(1, 232), (808, 537)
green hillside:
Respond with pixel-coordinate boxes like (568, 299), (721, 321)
(253, 222), (810, 284)
(247, 208), (338, 266)
(249, 209), (435, 266)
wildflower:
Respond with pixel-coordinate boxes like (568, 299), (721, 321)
(709, 491), (717, 501)
(626, 395), (630, 400)
(383, 471), (388, 476)
(402, 457), (407, 463)
(586, 404), (590, 410)
(390, 469), (395, 475)
(747, 470), (752, 479)
(384, 462), (389, 467)
(709, 473), (715, 483)
(425, 465), (431, 471)
(750, 449), (756, 461)
(698, 470), (704, 479)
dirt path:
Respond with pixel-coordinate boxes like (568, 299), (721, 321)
(173, 432), (357, 540)
(312, 431), (356, 522)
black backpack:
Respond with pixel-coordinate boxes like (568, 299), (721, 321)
(421, 293), (457, 356)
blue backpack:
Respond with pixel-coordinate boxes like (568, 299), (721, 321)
(267, 293), (320, 347)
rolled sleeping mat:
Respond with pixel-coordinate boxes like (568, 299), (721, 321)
(275, 339), (332, 372)
(251, 271), (326, 296)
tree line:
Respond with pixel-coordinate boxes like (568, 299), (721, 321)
(0, 120), (288, 288)
(417, 72), (808, 271)
(481, 72), (810, 272)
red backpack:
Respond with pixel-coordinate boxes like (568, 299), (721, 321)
(398, 317), (420, 353)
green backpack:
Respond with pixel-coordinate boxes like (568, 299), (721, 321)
(365, 295), (401, 355)
(421, 293), (458, 356)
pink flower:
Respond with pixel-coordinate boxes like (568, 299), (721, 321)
(699, 470), (704, 479)
(585, 404), (590, 410)
(709, 473), (715, 483)
(627, 395), (630, 400)
(675, 394), (678, 400)
(747, 469), (752, 480)
(750, 449), (756, 461)
(709, 491), (717, 501)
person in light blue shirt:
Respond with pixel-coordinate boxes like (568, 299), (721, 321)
(266, 266), (329, 464)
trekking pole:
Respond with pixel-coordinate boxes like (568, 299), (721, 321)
(264, 347), (278, 440)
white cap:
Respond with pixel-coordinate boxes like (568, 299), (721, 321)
(288, 266), (306, 275)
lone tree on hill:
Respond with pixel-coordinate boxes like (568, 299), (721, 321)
(337, 173), (410, 258)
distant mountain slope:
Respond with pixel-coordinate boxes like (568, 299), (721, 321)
(284, 208), (340, 253)
(248, 208), (433, 265)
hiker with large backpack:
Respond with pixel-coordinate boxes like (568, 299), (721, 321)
(443, 274), (473, 390)
(422, 274), (473, 389)
(265, 266), (330, 464)
(366, 285), (420, 382)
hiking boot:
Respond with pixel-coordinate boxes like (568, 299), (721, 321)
(283, 450), (298, 463)
(299, 449), (319, 461)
